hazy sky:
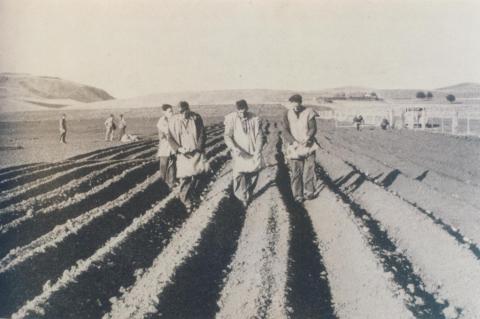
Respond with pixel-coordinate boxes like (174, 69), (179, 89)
(1, 0), (479, 98)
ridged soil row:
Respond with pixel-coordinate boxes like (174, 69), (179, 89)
(0, 161), (113, 208)
(304, 185), (415, 319)
(0, 160), (138, 225)
(316, 148), (480, 318)
(0, 161), (156, 258)
(217, 173), (290, 318)
(0, 164), (168, 317)
(317, 134), (480, 250)
(10, 147), (232, 319)
(0, 163), (48, 180)
(318, 132), (480, 209)
(0, 160), (104, 193)
(275, 134), (337, 319)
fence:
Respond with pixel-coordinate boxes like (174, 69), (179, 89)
(316, 108), (480, 137)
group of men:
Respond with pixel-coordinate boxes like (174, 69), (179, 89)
(156, 94), (319, 209)
(104, 114), (127, 141)
(58, 113), (128, 144)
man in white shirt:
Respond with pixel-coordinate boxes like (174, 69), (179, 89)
(118, 114), (127, 140)
(282, 94), (319, 203)
(156, 104), (176, 188)
(224, 99), (265, 207)
(168, 101), (209, 209)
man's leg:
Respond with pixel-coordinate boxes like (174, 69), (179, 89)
(179, 176), (192, 205)
(288, 158), (304, 202)
(233, 172), (248, 204)
(245, 171), (259, 203)
(303, 152), (317, 200)
(159, 156), (168, 182)
(165, 155), (177, 188)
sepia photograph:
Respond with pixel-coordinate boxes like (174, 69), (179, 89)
(0, 0), (479, 318)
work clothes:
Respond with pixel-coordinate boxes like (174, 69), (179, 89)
(159, 155), (176, 188)
(168, 112), (209, 179)
(282, 106), (319, 202)
(118, 118), (127, 140)
(157, 115), (174, 157)
(224, 111), (265, 204)
(105, 117), (116, 141)
(168, 111), (208, 206)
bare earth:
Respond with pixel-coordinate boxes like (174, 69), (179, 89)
(0, 107), (479, 319)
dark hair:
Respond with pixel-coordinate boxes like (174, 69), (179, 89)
(162, 104), (173, 111)
(288, 94), (302, 104)
(179, 101), (190, 112)
(235, 99), (248, 110)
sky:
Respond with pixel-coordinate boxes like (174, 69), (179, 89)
(1, 0), (479, 98)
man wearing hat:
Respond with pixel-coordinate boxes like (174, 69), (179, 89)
(224, 99), (265, 207)
(168, 101), (209, 209)
(282, 94), (319, 203)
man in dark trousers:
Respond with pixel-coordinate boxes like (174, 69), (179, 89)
(282, 94), (319, 203)
(59, 113), (67, 144)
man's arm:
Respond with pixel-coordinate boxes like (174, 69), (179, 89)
(306, 116), (317, 146)
(195, 114), (206, 152)
(254, 118), (265, 152)
(282, 110), (294, 144)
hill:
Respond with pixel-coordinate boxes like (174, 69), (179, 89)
(0, 73), (114, 112)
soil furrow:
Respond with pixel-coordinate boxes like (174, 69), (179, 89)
(275, 136), (336, 319)
(104, 162), (233, 319)
(0, 161), (113, 209)
(0, 161), (156, 258)
(217, 166), (290, 319)
(0, 160), (138, 225)
(0, 168), (168, 316)
(316, 148), (480, 318)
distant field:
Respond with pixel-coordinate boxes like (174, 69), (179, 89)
(0, 104), (286, 167)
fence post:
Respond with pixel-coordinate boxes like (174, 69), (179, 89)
(441, 117), (444, 134)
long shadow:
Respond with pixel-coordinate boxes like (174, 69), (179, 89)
(0, 161), (113, 209)
(0, 161), (154, 258)
(0, 163), (165, 317)
(41, 199), (190, 319)
(275, 136), (336, 319)
(415, 170), (429, 182)
(0, 160), (102, 192)
(0, 161), (137, 226)
(148, 191), (245, 319)
(381, 169), (402, 187)
(0, 163), (44, 178)
(315, 164), (448, 319)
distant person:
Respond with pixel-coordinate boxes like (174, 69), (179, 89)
(118, 114), (127, 140)
(104, 114), (116, 141)
(156, 104), (176, 188)
(224, 99), (265, 207)
(59, 113), (67, 144)
(380, 118), (390, 130)
(282, 94), (319, 203)
(353, 115), (364, 131)
(168, 101), (209, 210)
